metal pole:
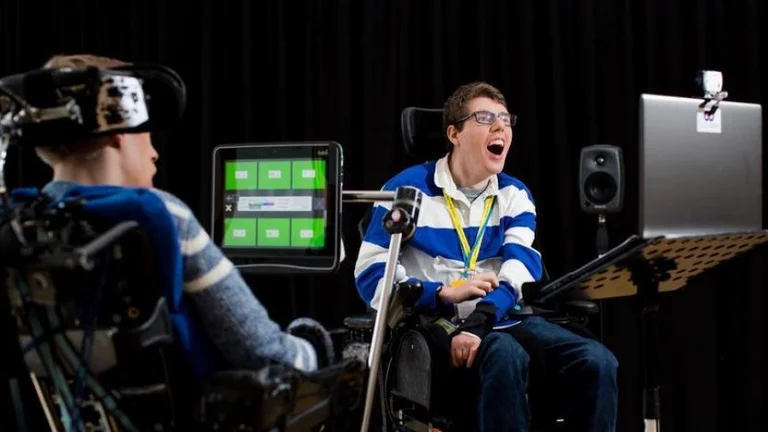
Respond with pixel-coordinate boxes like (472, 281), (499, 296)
(0, 134), (11, 202)
(360, 230), (402, 432)
(352, 186), (421, 432)
(342, 190), (395, 203)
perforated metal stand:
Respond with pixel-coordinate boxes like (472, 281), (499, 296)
(534, 231), (768, 432)
(625, 255), (674, 432)
(579, 232), (768, 432)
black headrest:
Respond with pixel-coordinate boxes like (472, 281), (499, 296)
(0, 63), (186, 146)
(400, 107), (446, 161)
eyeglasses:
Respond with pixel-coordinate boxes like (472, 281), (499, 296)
(454, 110), (517, 127)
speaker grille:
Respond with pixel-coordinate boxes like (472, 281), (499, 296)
(583, 172), (618, 204)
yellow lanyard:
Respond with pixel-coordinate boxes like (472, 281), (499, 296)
(443, 190), (496, 280)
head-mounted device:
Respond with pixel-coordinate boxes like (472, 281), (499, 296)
(0, 63), (186, 198)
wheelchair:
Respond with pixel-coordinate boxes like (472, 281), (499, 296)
(342, 106), (601, 432)
(0, 185), (366, 432)
(0, 64), (366, 432)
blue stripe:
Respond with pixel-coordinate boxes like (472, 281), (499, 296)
(355, 262), (385, 304)
(500, 212), (536, 231)
(502, 243), (543, 280)
(498, 173), (535, 204)
(481, 281), (518, 320)
(382, 161), (442, 197)
(363, 206), (392, 248)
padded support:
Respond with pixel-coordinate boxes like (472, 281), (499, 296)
(400, 107), (446, 161)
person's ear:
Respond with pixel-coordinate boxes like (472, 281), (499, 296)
(105, 134), (124, 150)
(447, 124), (461, 147)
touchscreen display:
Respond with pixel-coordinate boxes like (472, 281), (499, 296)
(222, 158), (326, 249)
(211, 142), (341, 274)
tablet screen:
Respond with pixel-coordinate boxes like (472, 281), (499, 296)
(211, 142), (342, 274)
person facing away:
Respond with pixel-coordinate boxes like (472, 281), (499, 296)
(354, 81), (618, 431)
(32, 53), (333, 375)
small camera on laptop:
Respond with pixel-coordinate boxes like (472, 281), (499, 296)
(696, 70), (727, 100)
(696, 70), (728, 115)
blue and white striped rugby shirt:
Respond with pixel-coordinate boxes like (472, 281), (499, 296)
(354, 154), (543, 329)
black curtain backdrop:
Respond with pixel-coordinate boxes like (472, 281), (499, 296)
(1, 1), (766, 431)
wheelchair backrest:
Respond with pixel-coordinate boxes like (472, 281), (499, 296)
(400, 107), (447, 162)
(0, 186), (216, 430)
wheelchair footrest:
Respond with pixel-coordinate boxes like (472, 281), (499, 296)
(389, 390), (456, 432)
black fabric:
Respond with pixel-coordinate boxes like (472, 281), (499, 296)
(0, 1), (766, 431)
(457, 303), (497, 340)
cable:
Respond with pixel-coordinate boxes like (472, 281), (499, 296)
(16, 281), (79, 430)
(12, 246), (137, 432)
(69, 254), (110, 430)
(47, 310), (139, 432)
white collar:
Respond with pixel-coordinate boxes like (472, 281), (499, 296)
(433, 153), (499, 204)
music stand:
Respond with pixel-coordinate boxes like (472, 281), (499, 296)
(534, 230), (768, 431)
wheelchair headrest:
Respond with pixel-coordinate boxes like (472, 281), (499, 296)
(400, 107), (446, 161)
(0, 64), (186, 147)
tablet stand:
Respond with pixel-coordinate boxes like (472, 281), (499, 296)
(533, 231), (768, 432)
(343, 186), (423, 432)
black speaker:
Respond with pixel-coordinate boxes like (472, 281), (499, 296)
(579, 145), (624, 214)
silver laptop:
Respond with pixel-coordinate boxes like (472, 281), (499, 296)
(639, 94), (763, 238)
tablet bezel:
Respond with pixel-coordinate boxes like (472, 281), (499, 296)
(210, 141), (342, 274)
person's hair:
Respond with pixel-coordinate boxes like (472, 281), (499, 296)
(35, 54), (132, 165)
(442, 81), (507, 152)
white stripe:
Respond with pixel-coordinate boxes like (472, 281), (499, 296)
(502, 185), (536, 218)
(181, 230), (210, 255)
(184, 259), (234, 293)
(354, 242), (389, 278)
(292, 338), (306, 370)
(371, 188), (535, 232)
(368, 263), (409, 310)
(498, 259), (534, 299)
(165, 201), (191, 219)
(504, 227), (537, 251)
(291, 336), (317, 371)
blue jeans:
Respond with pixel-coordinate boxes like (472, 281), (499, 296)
(474, 316), (618, 431)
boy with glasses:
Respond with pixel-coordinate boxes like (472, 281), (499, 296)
(355, 82), (618, 431)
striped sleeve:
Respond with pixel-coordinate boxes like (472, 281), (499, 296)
(150, 189), (318, 372)
(478, 184), (543, 321)
(354, 184), (448, 313)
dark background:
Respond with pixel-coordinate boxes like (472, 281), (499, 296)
(1, 1), (766, 430)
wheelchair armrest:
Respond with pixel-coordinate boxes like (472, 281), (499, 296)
(344, 280), (425, 332)
(563, 299), (600, 315)
(343, 313), (375, 330)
